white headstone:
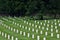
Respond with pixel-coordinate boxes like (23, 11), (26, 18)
(2, 32), (4, 36)
(45, 32), (48, 36)
(5, 33), (7, 38)
(42, 27), (44, 30)
(48, 21), (50, 23)
(39, 26), (40, 29)
(58, 20), (59, 23)
(51, 33), (53, 37)
(8, 35), (10, 39)
(43, 37), (46, 40)
(36, 29), (38, 33)
(55, 23), (57, 25)
(32, 24), (34, 26)
(47, 24), (49, 27)
(46, 28), (48, 31)
(57, 34), (59, 38)
(23, 32), (26, 36)
(37, 36), (40, 40)
(41, 22), (42, 25)
(15, 23), (16, 25)
(45, 20), (46, 22)
(20, 25), (21, 28)
(27, 22), (28, 24)
(27, 33), (30, 37)
(20, 31), (22, 35)
(24, 21), (26, 23)
(44, 23), (45, 26)
(37, 21), (39, 24)
(5, 24), (7, 26)
(22, 26), (24, 29)
(29, 27), (30, 31)
(59, 24), (60, 26)
(51, 25), (53, 28)
(32, 28), (34, 32)
(11, 28), (13, 31)
(35, 25), (37, 28)
(2, 23), (3, 26)
(54, 19), (56, 22)
(29, 23), (31, 26)
(25, 26), (27, 30)
(13, 21), (14, 24)
(0, 22), (2, 24)
(11, 36), (14, 40)
(14, 28), (16, 32)
(56, 29), (58, 33)
(40, 30), (43, 34)
(15, 38), (18, 40)
(35, 20), (36, 23)
(17, 23), (19, 26)
(55, 26), (57, 29)
(16, 29), (19, 33)
(8, 26), (10, 30)
(32, 34), (34, 39)
(51, 29), (53, 32)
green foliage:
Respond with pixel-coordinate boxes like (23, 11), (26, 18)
(0, 0), (60, 19)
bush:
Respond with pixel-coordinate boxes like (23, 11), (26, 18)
(32, 14), (43, 20)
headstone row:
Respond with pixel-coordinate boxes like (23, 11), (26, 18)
(0, 31), (18, 40)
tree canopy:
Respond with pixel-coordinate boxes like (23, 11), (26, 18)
(0, 0), (60, 18)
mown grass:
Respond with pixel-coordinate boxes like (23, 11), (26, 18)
(0, 17), (60, 40)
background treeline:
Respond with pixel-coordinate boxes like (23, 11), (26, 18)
(0, 0), (60, 19)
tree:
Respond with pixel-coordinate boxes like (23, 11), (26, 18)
(0, 0), (60, 19)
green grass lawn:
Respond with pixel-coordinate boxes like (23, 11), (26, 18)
(0, 17), (60, 40)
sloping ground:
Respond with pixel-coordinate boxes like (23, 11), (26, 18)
(0, 17), (60, 40)
(0, 35), (8, 40)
